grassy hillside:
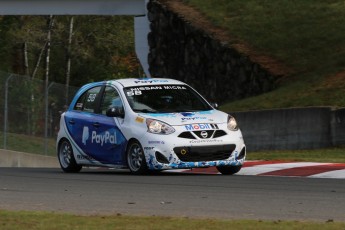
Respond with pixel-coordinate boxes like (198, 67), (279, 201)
(183, 0), (345, 111)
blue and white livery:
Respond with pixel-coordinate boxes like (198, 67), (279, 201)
(57, 78), (246, 174)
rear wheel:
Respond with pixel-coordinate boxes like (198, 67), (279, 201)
(216, 165), (242, 175)
(58, 139), (82, 173)
(126, 140), (148, 174)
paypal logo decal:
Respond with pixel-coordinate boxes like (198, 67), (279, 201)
(82, 126), (117, 146)
(92, 131), (117, 146)
(82, 126), (89, 145)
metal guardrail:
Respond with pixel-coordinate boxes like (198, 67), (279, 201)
(0, 71), (79, 155)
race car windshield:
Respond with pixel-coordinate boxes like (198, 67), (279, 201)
(123, 85), (213, 113)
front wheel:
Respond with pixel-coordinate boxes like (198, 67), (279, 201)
(216, 165), (242, 175)
(58, 139), (82, 173)
(126, 140), (148, 174)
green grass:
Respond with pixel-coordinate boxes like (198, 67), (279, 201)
(220, 70), (345, 111)
(247, 147), (345, 163)
(0, 210), (344, 230)
(183, 0), (345, 111)
(0, 132), (56, 156)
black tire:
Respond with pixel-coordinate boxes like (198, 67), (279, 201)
(126, 140), (148, 174)
(58, 139), (82, 173)
(216, 165), (242, 175)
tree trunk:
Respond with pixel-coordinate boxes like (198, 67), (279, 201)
(65, 16), (74, 105)
(31, 41), (47, 79)
(45, 15), (54, 85)
(44, 15), (54, 153)
(23, 42), (29, 76)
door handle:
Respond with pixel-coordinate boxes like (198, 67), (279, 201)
(68, 119), (75, 125)
(93, 122), (100, 127)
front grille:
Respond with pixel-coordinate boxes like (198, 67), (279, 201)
(213, 130), (227, 138)
(178, 132), (196, 139)
(178, 130), (227, 139)
(193, 130), (214, 139)
(174, 144), (236, 162)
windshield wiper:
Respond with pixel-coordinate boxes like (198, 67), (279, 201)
(176, 109), (204, 112)
(133, 109), (158, 113)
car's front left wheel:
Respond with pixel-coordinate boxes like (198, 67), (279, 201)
(58, 139), (82, 173)
(126, 140), (148, 174)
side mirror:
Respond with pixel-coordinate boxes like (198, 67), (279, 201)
(106, 106), (125, 118)
(210, 102), (219, 109)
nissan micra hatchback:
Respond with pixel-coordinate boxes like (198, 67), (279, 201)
(57, 78), (246, 174)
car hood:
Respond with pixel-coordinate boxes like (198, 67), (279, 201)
(139, 110), (228, 126)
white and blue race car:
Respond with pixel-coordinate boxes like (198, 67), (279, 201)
(57, 78), (246, 174)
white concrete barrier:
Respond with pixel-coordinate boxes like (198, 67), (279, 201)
(0, 149), (59, 168)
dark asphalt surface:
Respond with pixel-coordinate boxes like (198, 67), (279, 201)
(0, 167), (344, 221)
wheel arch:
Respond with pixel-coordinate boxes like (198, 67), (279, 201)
(57, 137), (69, 149)
(57, 137), (82, 173)
(124, 137), (140, 156)
(125, 137), (148, 174)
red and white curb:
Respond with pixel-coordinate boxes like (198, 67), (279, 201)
(172, 161), (345, 179)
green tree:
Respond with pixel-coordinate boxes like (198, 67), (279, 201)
(0, 15), (141, 87)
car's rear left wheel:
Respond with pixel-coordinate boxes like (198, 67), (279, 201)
(126, 140), (148, 174)
(58, 139), (82, 173)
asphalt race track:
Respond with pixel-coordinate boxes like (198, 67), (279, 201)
(179, 161), (345, 178)
(0, 167), (345, 222)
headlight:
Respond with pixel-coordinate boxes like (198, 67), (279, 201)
(146, 119), (175, 135)
(227, 115), (238, 131)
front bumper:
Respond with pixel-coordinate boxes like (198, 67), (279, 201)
(140, 125), (246, 170)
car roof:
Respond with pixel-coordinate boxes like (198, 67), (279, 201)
(112, 78), (186, 88)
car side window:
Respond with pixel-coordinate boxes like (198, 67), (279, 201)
(100, 86), (124, 115)
(73, 86), (102, 113)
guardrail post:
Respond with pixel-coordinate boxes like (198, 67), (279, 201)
(44, 82), (54, 155)
(3, 74), (13, 149)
